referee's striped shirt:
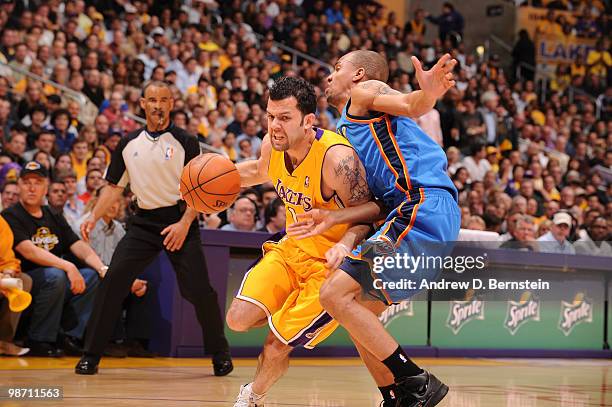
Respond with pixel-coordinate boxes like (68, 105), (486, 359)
(106, 124), (199, 210)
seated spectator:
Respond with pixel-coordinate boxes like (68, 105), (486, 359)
(537, 212), (576, 255)
(2, 161), (105, 356)
(33, 151), (52, 173)
(60, 170), (84, 226)
(4, 126), (28, 167)
(50, 109), (78, 154)
(73, 186), (154, 357)
(23, 104), (48, 148)
(461, 143), (490, 182)
(46, 180), (67, 214)
(222, 133), (237, 162)
(1, 181), (19, 211)
(465, 215), (486, 231)
(235, 116), (262, 157)
(53, 153), (73, 175)
(70, 137), (92, 183)
(221, 196), (257, 232)
(574, 216), (612, 256)
(102, 92), (137, 132)
(0, 215), (32, 356)
(258, 198), (285, 234)
(237, 138), (257, 163)
(537, 219), (553, 238)
(78, 169), (105, 205)
(500, 215), (539, 251)
(23, 130), (56, 165)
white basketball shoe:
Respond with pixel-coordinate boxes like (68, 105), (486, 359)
(233, 383), (266, 407)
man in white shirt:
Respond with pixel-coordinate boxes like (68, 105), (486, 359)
(537, 212), (576, 255)
(461, 143), (491, 182)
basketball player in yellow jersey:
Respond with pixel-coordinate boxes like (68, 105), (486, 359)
(228, 77), (392, 406)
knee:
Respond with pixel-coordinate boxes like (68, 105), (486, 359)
(79, 268), (100, 288)
(225, 305), (251, 332)
(44, 267), (68, 290)
(319, 279), (351, 317)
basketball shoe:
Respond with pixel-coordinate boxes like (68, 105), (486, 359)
(393, 370), (448, 406)
(233, 383), (265, 407)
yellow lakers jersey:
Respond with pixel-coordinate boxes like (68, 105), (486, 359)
(268, 128), (352, 259)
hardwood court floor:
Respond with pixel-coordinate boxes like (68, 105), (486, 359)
(0, 357), (610, 406)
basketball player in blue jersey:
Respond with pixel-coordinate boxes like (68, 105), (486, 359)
(289, 51), (460, 406)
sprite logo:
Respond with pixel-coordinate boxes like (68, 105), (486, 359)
(447, 294), (484, 335)
(559, 293), (593, 336)
(379, 300), (414, 327)
(504, 292), (540, 335)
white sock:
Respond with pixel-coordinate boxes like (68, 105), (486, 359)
(246, 383), (266, 400)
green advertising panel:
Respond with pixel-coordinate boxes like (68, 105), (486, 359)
(430, 267), (605, 350)
(225, 250), (428, 347)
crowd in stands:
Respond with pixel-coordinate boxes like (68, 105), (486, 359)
(0, 0), (610, 356)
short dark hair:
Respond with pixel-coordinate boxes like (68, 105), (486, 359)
(51, 108), (71, 124)
(0, 180), (17, 193)
(264, 198), (284, 224)
(269, 76), (317, 117)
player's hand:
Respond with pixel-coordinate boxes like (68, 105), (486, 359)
(286, 209), (337, 240)
(64, 263), (85, 295)
(325, 242), (351, 271)
(0, 269), (19, 278)
(131, 279), (147, 297)
(412, 53), (457, 101)
(161, 220), (190, 251)
(80, 214), (97, 242)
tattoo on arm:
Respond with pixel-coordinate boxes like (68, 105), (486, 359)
(358, 81), (400, 96)
(334, 153), (371, 205)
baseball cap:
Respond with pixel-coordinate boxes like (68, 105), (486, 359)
(552, 212), (572, 226)
(20, 161), (48, 179)
(150, 27), (164, 37)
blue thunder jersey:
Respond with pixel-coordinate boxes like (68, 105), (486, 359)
(336, 99), (458, 208)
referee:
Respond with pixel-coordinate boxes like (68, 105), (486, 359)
(75, 81), (232, 376)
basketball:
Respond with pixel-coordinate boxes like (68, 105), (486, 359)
(180, 153), (241, 214)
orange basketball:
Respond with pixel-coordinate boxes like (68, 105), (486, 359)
(180, 153), (241, 214)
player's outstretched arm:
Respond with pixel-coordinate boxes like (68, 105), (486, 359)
(236, 133), (272, 187)
(351, 54), (457, 119)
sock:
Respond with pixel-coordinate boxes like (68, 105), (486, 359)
(382, 346), (423, 380)
(378, 384), (397, 402)
(246, 383), (266, 400)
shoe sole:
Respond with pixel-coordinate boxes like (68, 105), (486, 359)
(75, 368), (98, 375)
(424, 384), (449, 407)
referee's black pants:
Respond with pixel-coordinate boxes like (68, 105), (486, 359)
(83, 204), (229, 357)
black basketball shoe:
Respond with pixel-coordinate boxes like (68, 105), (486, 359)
(394, 370), (448, 407)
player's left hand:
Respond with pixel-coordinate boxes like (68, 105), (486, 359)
(286, 209), (337, 240)
(325, 242), (351, 272)
(412, 53), (457, 101)
(161, 220), (190, 251)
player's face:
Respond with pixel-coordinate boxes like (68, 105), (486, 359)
(140, 85), (174, 129)
(326, 54), (357, 109)
(267, 97), (313, 152)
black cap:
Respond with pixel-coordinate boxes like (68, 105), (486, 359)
(20, 161), (49, 179)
